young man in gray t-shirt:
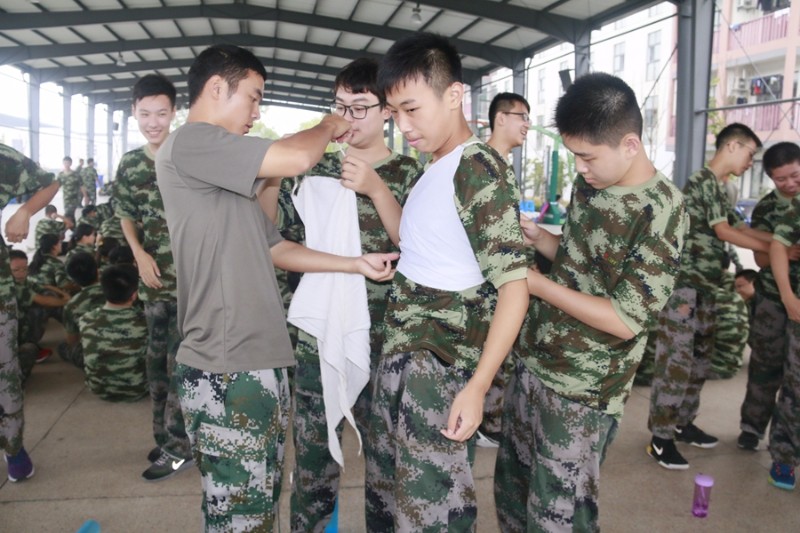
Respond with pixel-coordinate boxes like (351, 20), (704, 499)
(156, 45), (397, 532)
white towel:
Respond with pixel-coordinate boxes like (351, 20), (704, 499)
(287, 175), (371, 467)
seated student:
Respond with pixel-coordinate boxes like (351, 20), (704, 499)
(35, 204), (72, 251)
(65, 223), (97, 264)
(735, 268), (758, 310)
(28, 233), (69, 290)
(58, 252), (106, 369)
(10, 250), (70, 380)
(76, 204), (98, 228)
(96, 237), (120, 270)
(107, 245), (135, 266)
(79, 264), (148, 402)
(495, 73), (688, 531)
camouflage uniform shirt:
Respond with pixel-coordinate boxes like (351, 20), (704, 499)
(81, 166), (98, 204)
(519, 173), (688, 418)
(382, 141), (528, 370)
(752, 190), (799, 301)
(675, 168), (738, 291)
(282, 152), (423, 358)
(114, 146), (177, 301)
(80, 305), (148, 402)
(65, 243), (96, 265)
(95, 202), (125, 241)
(59, 170), (81, 211)
(13, 279), (40, 343)
(772, 198), (800, 294)
(28, 255), (68, 289)
(63, 283), (106, 336)
(35, 217), (65, 248)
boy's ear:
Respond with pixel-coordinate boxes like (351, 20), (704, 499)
(621, 133), (641, 158)
(207, 75), (225, 100)
(446, 82), (464, 109)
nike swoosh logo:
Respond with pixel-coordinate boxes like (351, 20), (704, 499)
(652, 444), (664, 455)
(171, 459), (185, 470)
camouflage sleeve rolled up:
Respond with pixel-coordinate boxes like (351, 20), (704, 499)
(80, 305), (148, 402)
(453, 143), (528, 288)
(0, 143), (56, 209)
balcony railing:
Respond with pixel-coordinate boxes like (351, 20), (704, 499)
(722, 103), (783, 131)
(727, 11), (789, 50)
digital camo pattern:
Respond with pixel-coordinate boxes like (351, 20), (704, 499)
(752, 191), (800, 302)
(675, 168), (738, 291)
(365, 350), (477, 532)
(648, 287), (714, 438)
(28, 255), (68, 290)
(520, 172), (688, 419)
(80, 305), (148, 402)
(81, 166), (98, 204)
(382, 142), (527, 369)
(741, 296), (789, 438)
(495, 360), (617, 533)
(768, 319), (800, 466)
(0, 143), (54, 455)
(284, 151), (421, 532)
(177, 363), (290, 533)
(59, 169), (82, 218)
(35, 218), (65, 248)
(144, 300), (190, 459)
(114, 147), (177, 301)
(65, 243), (96, 265)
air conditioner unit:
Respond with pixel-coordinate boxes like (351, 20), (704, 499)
(737, 0), (756, 9)
(734, 77), (747, 93)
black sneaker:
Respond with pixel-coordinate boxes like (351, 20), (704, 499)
(675, 423), (718, 448)
(737, 431), (759, 451)
(147, 446), (162, 463)
(141, 451), (193, 482)
(647, 436), (689, 470)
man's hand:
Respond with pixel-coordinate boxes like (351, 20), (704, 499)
(4, 207), (31, 242)
(441, 382), (484, 442)
(520, 215), (542, 246)
(788, 244), (800, 261)
(134, 250), (163, 289)
(319, 114), (352, 142)
(355, 252), (399, 282)
(340, 154), (384, 197)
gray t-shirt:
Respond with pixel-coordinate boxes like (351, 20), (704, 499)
(156, 122), (294, 373)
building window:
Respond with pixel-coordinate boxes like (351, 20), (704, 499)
(535, 115), (544, 151)
(644, 95), (658, 130)
(613, 43), (625, 75)
(537, 69), (545, 104)
(646, 31), (661, 81)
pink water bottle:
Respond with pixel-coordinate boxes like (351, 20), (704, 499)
(692, 474), (714, 517)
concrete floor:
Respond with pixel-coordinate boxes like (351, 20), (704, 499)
(1, 321), (799, 533)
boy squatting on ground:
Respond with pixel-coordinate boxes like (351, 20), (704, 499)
(115, 73), (193, 481)
(79, 263), (148, 403)
(765, 191), (800, 490)
(1, 143), (60, 482)
(58, 252), (107, 369)
(262, 57), (423, 532)
(647, 123), (771, 470)
(155, 44), (397, 532)
(364, 33), (530, 532)
(494, 73), (688, 532)
(737, 142), (800, 452)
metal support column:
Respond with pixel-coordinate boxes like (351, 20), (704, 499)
(106, 106), (115, 187)
(673, 0), (714, 188)
(121, 110), (129, 155)
(27, 72), (41, 162)
(86, 97), (96, 159)
(470, 81), (481, 137)
(63, 87), (72, 160)
(574, 28), (591, 80)
(511, 59), (527, 186)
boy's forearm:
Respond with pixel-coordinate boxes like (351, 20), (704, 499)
(370, 185), (402, 246)
(271, 239), (356, 274)
(469, 278), (529, 392)
(528, 269), (635, 340)
(771, 239), (793, 302)
(715, 222), (770, 252)
(530, 229), (560, 261)
(21, 182), (60, 217)
(740, 225), (772, 243)
(120, 218), (146, 255)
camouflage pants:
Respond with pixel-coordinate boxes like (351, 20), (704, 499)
(177, 362), (290, 533)
(648, 287), (714, 438)
(365, 350), (477, 533)
(18, 343), (38, 384)
(0, 306), (24, 456)
(768, 320), (800, 466)
(290, 329), (374, 533)
(740, 296), (788, 438)
(494, 359), (617, 533)
(144, 300), (190, 459)
(58, 341), (84, 369)
(481, 355), (512, 435)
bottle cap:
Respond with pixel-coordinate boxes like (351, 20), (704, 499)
(695, 474), (714, 487)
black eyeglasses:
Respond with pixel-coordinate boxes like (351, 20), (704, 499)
(330, 102), (382, 119)
(502, 111), (530, 123)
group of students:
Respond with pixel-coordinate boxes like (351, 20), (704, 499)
(1, 29), (798, 533)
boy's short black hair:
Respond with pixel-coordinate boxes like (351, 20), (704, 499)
(334, 57), (383, 105)
(9, 249), (28, 262)
(63, 156), (72, 163)
(97, 237), (120, 259)
(735, 269), (758, 284)
(762, 142), (800, 176)
(132, 73), (177, 108)
(71, 223), (96, 243)
(100, 264), (139, 304)
(378, 32), (462, 97)
(488, 92), (530, 131)
(188, 45), (268, 106)
(86, 157), (94, 164)
(555, 72), (642, 146)
(108, 245), (135, 265)
(81, 205), (97, 217)
(65, 252), (98, 287)
(715, 123), (762, 151)
(45, 205), (57, 215)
